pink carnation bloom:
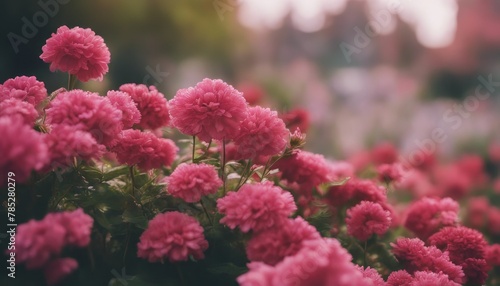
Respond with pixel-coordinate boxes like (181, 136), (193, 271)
(43, 258), (78, 286)
(346, 201), (391, 241)
(465, 197), (489, 229)
(47, 208), (94, 247)
(355, 266), (386, 286)
(238, 238), (366, 286)
(45, 125), (105, 167)
(377, 163), (403, 183)
(217, 182), (297, 232)
(327, 161), (355, 181)
(12, 217), (66, 269)
(106, 90), (141, 129)
(166, 163), (222, 203)
(0, 98), (39, 125)
(428, 226), (489, 285)
(433, 165), (473, 200)
(169, 78), (248, 142)
(326, 178), (387, 208)
(0, 117), (48, 183)
(404, 197), (459, 240)
(485, 244), (500, 267)
(137, 211), (208, 263)
(488, 207), (500, 235)
(274, 150), (331, 195)
(0, 76), (47, 106)
(279, 108), (310, 134)
(46, 89), (123, 146)
(411, 271), (461, 286)
(111, 129), (178, 171)
(40, 26), (110, 82)
(119, 84), (169, 129)
(371, 142), (399, 165)
(233, 106), (289, 160)
(387, 270), (413, 286)
(391, 238), (465, 284)
(246, 217), (321, 265)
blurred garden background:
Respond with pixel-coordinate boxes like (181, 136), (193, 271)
(2, 0), (500, 161)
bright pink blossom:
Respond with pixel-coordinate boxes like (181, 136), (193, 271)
(246, 217), (320, 265)
(411, 271), (460, 286)
(45, 125), (105, 167)
(169, 78), (248, 142)
(166, 163), (222, 202)
(355, 266), (386, 286)
(43, 258), (78, 286)
(47, 208), (94, 247)
(0, 98), (38, 125)
(106, 90), (141, 129)
(391, 238), (465, 284)
(137, 211), (208, 263)
(387, 270), (413, 286)
(326, 178), (387, 208)
(217, 182), (297, 232)
(404, 197), (459, 240)
(0, 76), (47, 106)
(119, 84), (170, 129)
(238, 238), (366, 286)
(111, 129), (178, 171)
(233, 106), (289, 160)
(40, 26), (110, 82)
(46, 89), (123, 146)
(346, 201), (391, 241)
(0, 117), (48, 183)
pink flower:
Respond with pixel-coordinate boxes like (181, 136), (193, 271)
(485, 244), (500, 267)
(106, 90), (141, 129)
(238, 83), (263, 105)
(47, 208), (94, 247)
(371, 142), (399, 165)
(346, 201), (391, 241)
(0, 98), (38, 125)
(40, 26), (110, 82)
(45, 125), (105, 167)
(326, 178), (387, 208)
(43, 258), (78, 285)
(238, 238), (366, 286)
(233, 106), (289, 160)
(46, 89), (123, 146)
(279, 109), (310, 134)
(169, 78), (248, 142)
(377, 163), (403, 183)
(355, 266), (386, 286)
(137, 211), (208, 263)
(217, 182), (297, 232)
(246, 217), (320, 265)
(12, 217), (66, 269)
(428, 226), (489, 285)
(0, 117), (48, 183)
(387, 270), (413, 286)
(411, 271), (461, 286)
(488, 207), (500, 235)
(465, 197), (489, 229)
(274, 150), (331, 195)
(404, 197), (459, 240)
(391, 238), (465, 284)
(0, 76), (47, 106)
(111, 129), (178, 171)
(119, 84), (169, 129)
(166, 163), (222, 202)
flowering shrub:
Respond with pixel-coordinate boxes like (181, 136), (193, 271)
(2, 26), (500, 286)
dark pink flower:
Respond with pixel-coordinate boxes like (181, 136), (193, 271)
(45, 125), (105, 167)
(238, 238), (366, 286)
(355, 266), (386, 286)
(391, 238), (464, 284)
(166, 163), (222, 203)
(404, 197), (459, 240)
(106, 90), (141, 129)
(279, 109), (310, 134)
(488, 207), (500, 235)
(217, 182), (297, 232)
(169, 78), (248, 142)
(46, 89), (123, 146)
(433, 165), (473, 200)
(371, 142), (399, 165)
(387, 270), (413, 286)
(119, 84), (169, 129)
(0, 117), (48, 183)
(0, 76), (47, 106)
(111, 129), (178, 171)
(465, 197), (489, 229)
(47, 208), (94, 247)
(233, 106), (289, 160)
(377, 163), (403, 183)
(326, 178), (387, 208)
(485, 244), (500, 267)
(346, 201), (391, 241)
(137, 211), (208, 263)
(411, 271), (460, 286)
(246, 217), (320, 265)
(0, 98), (39, 125)
(238, 83), (263, 105)
(12, 217), (66, 269)
(40, 26), (110, 82)
(43, 258), (78, 285)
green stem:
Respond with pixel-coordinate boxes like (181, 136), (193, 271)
(222, 139), (226, 194)
(68, 74), (77, 90)
(200, 200), (213, 226)
(363, 240), (367, 267)
(129, 166), (136, 197)
(176, 264), (186, 286)
(192, 136), (196, 163)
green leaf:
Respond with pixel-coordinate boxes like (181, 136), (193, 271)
(103, 165), (130, 181)
(122, 206), (148, 229)
(205, 263), (247, 276)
